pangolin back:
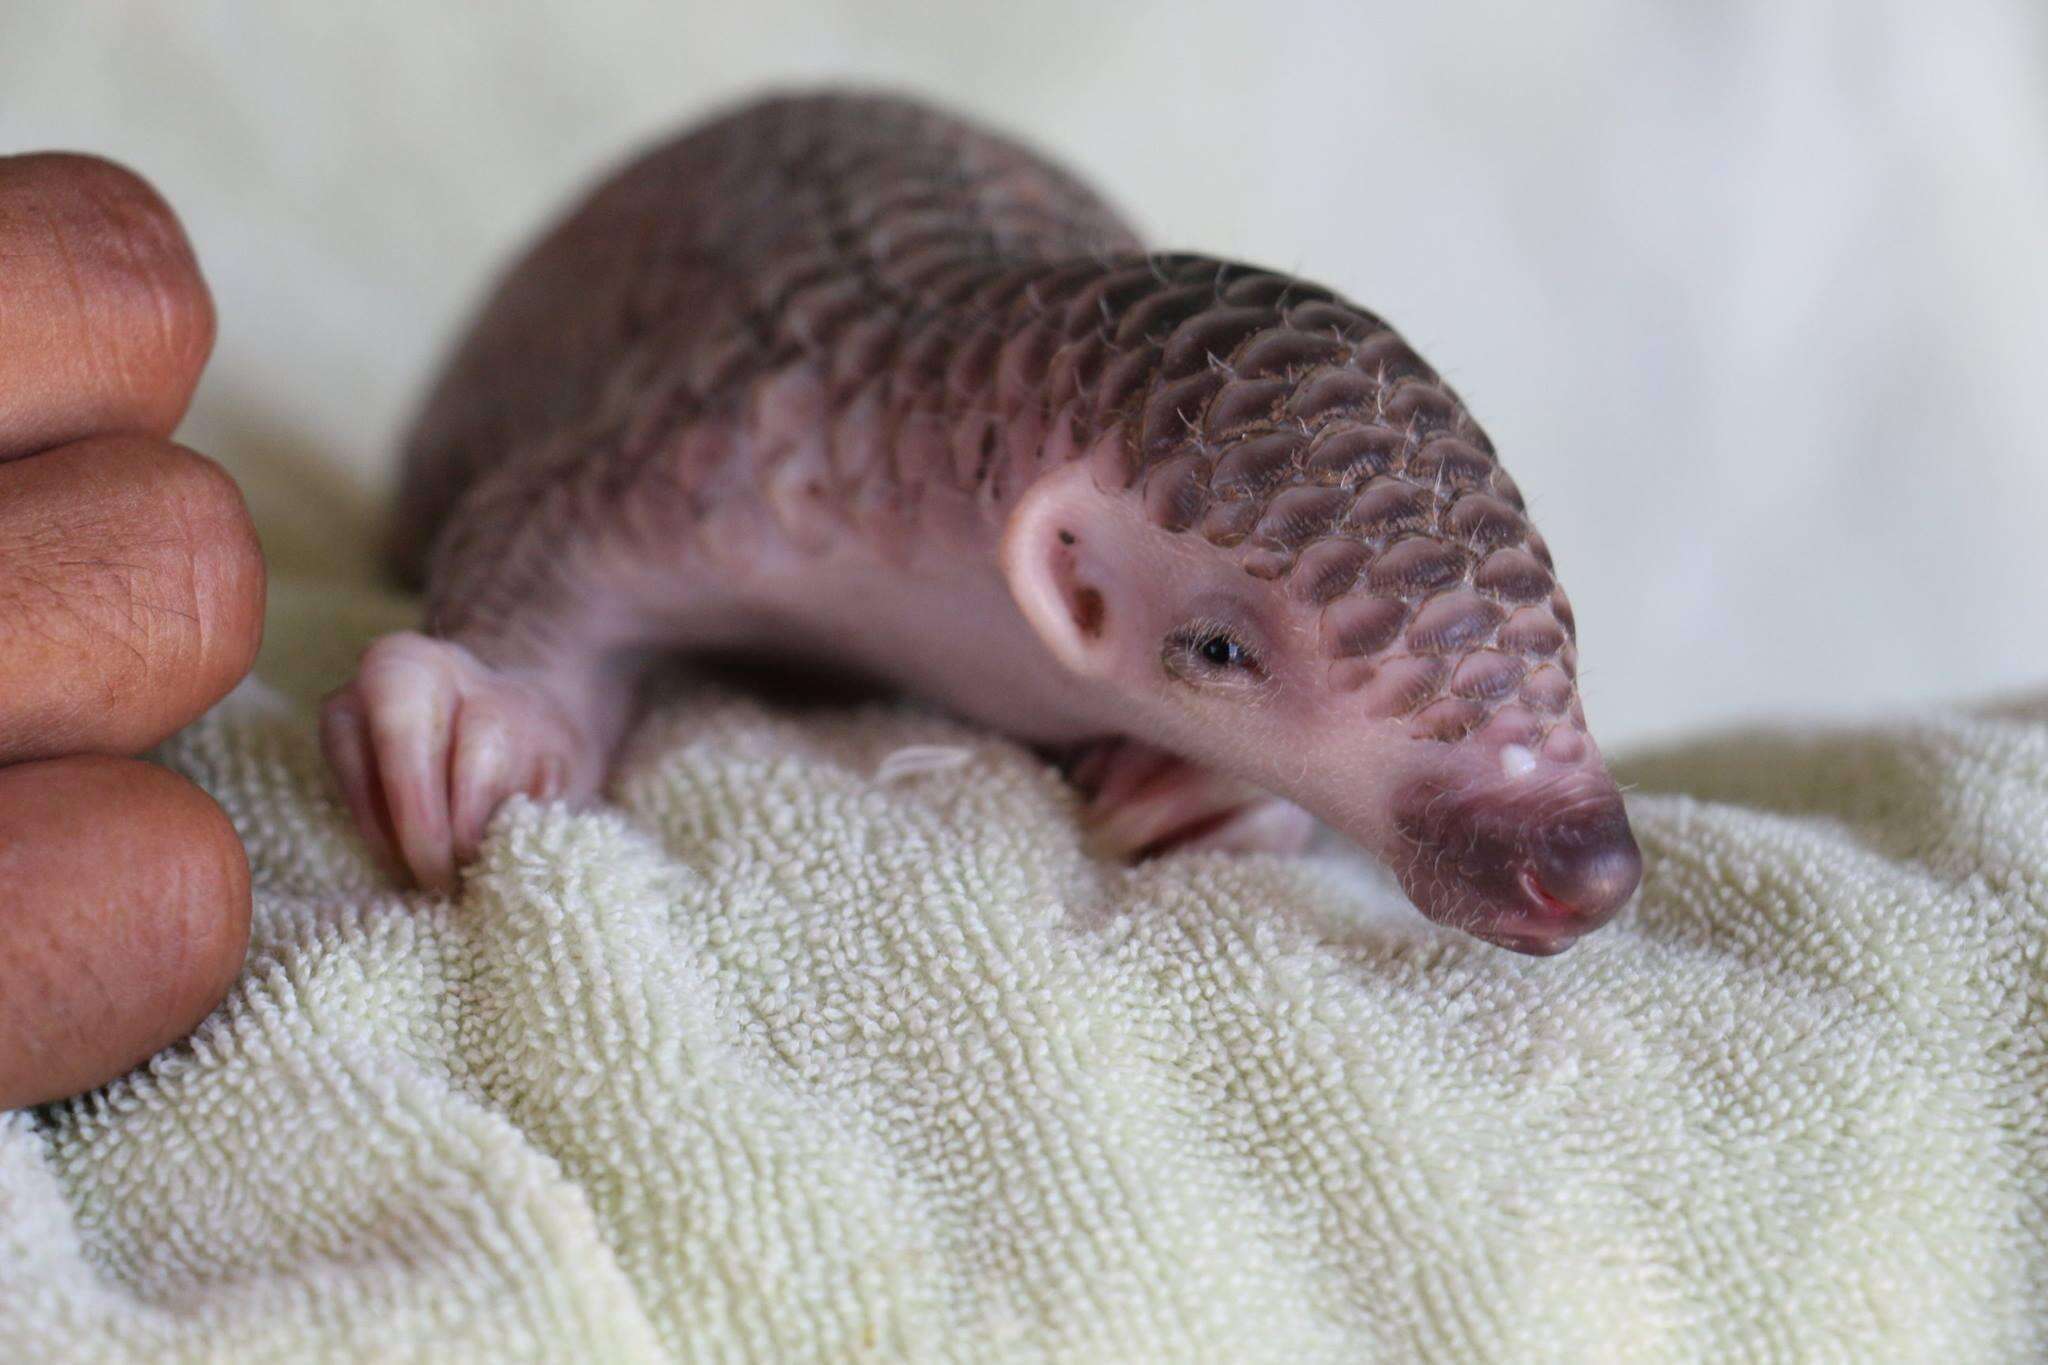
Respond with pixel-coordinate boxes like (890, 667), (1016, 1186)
(397, 91), (1581, 749)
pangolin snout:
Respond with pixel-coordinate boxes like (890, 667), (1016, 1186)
(1500, 799), (1641, 952)
(1391, 775), (1641, 955)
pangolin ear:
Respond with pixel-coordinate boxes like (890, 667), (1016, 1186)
(1001, 462), (1124, 679)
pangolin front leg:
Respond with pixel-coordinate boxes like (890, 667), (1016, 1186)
(323, 448), (662, 890)
(319, 632), (628, 890)
(1067, 739), (1317, 859)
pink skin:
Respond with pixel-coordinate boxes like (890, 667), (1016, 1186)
(325, 92), (1640, 953)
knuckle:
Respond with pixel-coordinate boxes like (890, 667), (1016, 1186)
(108, 756), (251, 918)
(0, 757), (249, 1104)
(136, 768), (253, 1001)
(145, 443), (266, 658)
(0, 438), (264, 755)
(161, 445), (264, 577)
(0, 153), (216, 438)
(104, 441), (267, 697)
(34, 153), (214, 357)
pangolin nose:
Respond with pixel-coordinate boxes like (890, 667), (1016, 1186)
(1523, 800), (1643, 933)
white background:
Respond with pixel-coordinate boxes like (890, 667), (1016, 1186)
(4, 0), (2044, 747)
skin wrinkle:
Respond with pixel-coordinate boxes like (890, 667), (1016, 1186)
(90, 226), (158, 403)
(5, 503), (209, 705)
(61, 565), (195, 709)
(0, 157), (215, 460)
(31, 192), (100, 385)
(0, 448), (256, 753)
(83, 173), (190, 385)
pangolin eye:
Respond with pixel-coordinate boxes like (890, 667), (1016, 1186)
(1163, 621), (1266, 688)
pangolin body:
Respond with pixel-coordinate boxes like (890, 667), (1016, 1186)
(330, 91), (1641, 954)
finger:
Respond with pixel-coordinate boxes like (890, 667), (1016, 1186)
(448, 696), (514, 865)
(0, 755), (251, 1108)
(1176, 797), (1318, 856)
(0, 153), (215, 459)
(362, 660), (458, 893)
(1083, 758), (1273, 861)
(0, 434), (266, 763)
(319, 689), (404, 881)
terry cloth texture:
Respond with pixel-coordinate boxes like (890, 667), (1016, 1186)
(2, 583), (2044, 1362)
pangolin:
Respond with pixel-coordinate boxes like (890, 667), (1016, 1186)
(324, 90), (1642, 955)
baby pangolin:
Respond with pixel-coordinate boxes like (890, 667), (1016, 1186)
(326, 91), (1642, 955)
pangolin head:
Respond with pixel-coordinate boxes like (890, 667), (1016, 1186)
(1008, 254), (1642, 953)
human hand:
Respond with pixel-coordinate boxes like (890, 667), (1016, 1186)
(0, 153), (265, 1108)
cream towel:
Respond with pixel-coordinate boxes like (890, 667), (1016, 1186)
(2, 581), (2043, 1362)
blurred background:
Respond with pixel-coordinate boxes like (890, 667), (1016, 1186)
(2, 0), (2044, 748)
